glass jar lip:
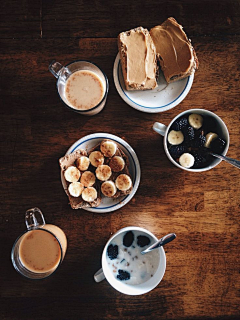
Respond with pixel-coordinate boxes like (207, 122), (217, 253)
(11, 228), (64, 280)
(57, 60), (109, 114)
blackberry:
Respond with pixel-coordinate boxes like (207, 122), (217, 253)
(192, 151), (207, 168)
(169, 145), (187, 159)
(211, 137), (226, 154)
(107, 244), (118, 260)
(183, 126), (195, 143)
(123, 231), (134, 247)
(117, 270), (131, 281)
(137, 235), (151, 248)
(193, 134), (206, 148)
(171, 117), (188, 131)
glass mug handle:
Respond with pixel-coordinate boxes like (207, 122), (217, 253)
(49, 60), (71, 80)
(25, 207), (45, 230)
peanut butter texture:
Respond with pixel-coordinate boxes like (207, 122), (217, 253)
(119, 28), (157, 90)
(150, 18), (195, 82)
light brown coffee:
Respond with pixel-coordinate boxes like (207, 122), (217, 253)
(65, 70), (104, 110)
(19, 229), (61, 273)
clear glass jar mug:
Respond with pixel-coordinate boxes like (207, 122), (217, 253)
(11, 207), (67, 279)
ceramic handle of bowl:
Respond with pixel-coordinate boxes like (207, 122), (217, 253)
(94, 268), (106, 283)
(153, 122), (167, 136)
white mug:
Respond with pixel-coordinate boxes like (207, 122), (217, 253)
(153, 108), (229, 172)
(94, 226), (166, 295)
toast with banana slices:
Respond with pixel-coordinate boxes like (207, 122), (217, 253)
(89, 139), (133, 199)
(59, 149), (101, 209)
(59, 139), (133, 209)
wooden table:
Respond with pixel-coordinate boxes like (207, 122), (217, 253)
(1, 0), (240, 319)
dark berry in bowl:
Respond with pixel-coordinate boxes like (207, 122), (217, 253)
(107, 244), (118, 260)
(137, 235), (151, 248)
(192, 151), (207, 168)
(183, 126), (195, 143)
(193, 134), (206, 148)
(117, 270), (131, 281)
(169, 145), (187, 159)
(123, 231), (134, 247)
(171, 117), (188, 131)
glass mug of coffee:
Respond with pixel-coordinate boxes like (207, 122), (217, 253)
(49, 60), (109, 116)
(11, 207), (67, 279)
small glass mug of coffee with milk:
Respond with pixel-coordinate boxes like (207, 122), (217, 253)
(49, 60), (109, 116)
(11, 207), (67, 279)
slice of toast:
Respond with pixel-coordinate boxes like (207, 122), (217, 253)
(150, 17), (199, 83)
(59, 140), (133, 209)
(59, 149), (101, 209)
(118, 27), (158, 90)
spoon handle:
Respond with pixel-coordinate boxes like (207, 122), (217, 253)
(141, 233), (176, 255)
(210, 152), (240, 169)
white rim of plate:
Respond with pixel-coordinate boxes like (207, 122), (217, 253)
(62, 133), (141, 213)
(113, 53), (194, 113)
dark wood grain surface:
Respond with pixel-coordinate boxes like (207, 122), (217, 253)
(1, 0), (240, 319)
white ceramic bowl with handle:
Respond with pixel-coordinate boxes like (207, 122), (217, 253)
(153, 109), (229, 172)
(94, 226), (166, 295)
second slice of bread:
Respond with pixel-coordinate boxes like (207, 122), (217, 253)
(150, 18), (199, 83)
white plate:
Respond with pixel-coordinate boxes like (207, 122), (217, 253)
(61, 133), (141, 213)
(113, 53), (194, 113)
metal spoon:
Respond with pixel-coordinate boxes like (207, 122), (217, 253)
(209, 152), (240, 169)
(141, 233), (176, 255)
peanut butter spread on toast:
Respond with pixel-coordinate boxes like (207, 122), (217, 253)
(119, 27), (157, 90)
(150, 18), (196, 82)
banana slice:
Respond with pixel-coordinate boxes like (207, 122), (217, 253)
(204, 132), (218, 148)
(75, 156), (90, 171)
(89, 151), (104, 167)
(100, 140), (117, 157)
(81, 187), (98, 202)
(115, 174), (132, 191)
(101, 181), (117, 197)
(64, 166), (81, 183)
(168, 130), (184, 145)
(95, 165), (112, 181)
(80, 171), (96, 187)
(188, 114), (203, 129)
(68, 182), (84, 197)
(109, 156), (125, 172)
(179, 153), (195, 168)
